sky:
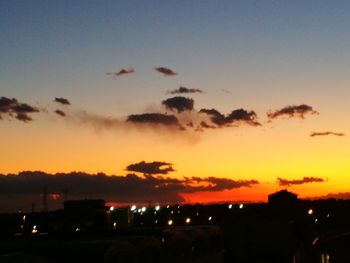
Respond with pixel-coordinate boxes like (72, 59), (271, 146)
(1, 1), (350, 212)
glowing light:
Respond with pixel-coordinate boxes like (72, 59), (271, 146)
(32, 225), (37, 234)
(208, 216), (212, 221)
(239, 204), (244, 209)
(138, 209), (142, 213)
(109, 206), (114, 211)
(166, 205), (170, 208)
(155, 220), (158, 224)
(141, 206), (146, 212)
(185, 217), (191, 224)
(130, 205), (137, 211)
(22, 215), (26, 222)
(308, 209), (313, 215)
(228, 204), (233, 209)
(167, 219), (173, 226)
(113, 222), (117, 229)
(75, 227), (80, 232)
(155, 205), (160, 211)
(314, 218), (318, 223)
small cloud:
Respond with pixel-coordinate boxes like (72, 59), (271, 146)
(106, 67), (135, 77)
(310, 131), (345, 137)
(54, 97), (71, 105)
(162, 96), (194, 113)
(0, 96), (39, 122)
(277, 177), (325, 186)
(55, 109), (66, 117)
(169, 86), (204, 94)
(155, 67), (177, 76)
(226, 109), (261, 126)
(199, 108), (261, 127)
(221, 89), (231, 94)
(126, 113), (181, 127)
(267, 104), (318, 120)
(126, 161), (175, 175)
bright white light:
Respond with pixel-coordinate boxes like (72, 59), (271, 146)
(326, 213), (330, 218)
(185, 217), (191, 224)
(308, 209), (313, 215)
(228, 204), (233, 209)
(138, 209), (142, 213)
(130, 205), (137, 211)
(23, 215), (26, 221)
(166, 205), (170, 208)
(113, 222), (117, 229)
(168, 219), (173, 226)
(314, 218), (318, 223)
(208, 216), (212, 221)
(155, 220), (158, 224)
(171, 210), (174, 214)
(239, 204), (244, 209)
(141, 206), (146, 212)
(109, 206), (114, 211)
(75, 227), (80, 232)
(155, 205), (160, 211)
(32, 225), (37, 234)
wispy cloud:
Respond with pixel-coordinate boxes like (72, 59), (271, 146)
(155, 67), (177, 76)
(267, 104), (318, 120)
(126, 161), (175, 175)
(54, 97), (71, 105)
(277, 177), (325, 186)
(310, 131), (345, 137)
(169, 86), (204, 94)
(0, 96), (39, 122)
(162, 96), (194, 113)
(106, 67), (135, 77)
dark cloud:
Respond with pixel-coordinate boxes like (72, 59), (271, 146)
(106, 67), (135, 77)
(155, 67), (177, 76)
(199, 108), (260, 127)
(127, 113), (181, 127)
(267, 104), (318, 120)
(126, 161), (175, 175)
(169, 87), (204, 94)
(54, 97), (71, 105)
(0, 171), (260, 207)
(310, 131), (345, 137)
(55, 109), (66, 117)
(277, 177), (325, 186)
(162, 96), (194, 113)
(0, 96), (39, 122)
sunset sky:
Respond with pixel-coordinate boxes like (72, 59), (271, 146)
(1, 1), (350, 212)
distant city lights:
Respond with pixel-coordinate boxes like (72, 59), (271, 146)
(141, 206), (147, 212)
(32, 225), (37, 234)
(185, 217), (191, 224)
(228, 204), (233, 209)
(208, 216), (212, 221)
(109, 206), (114, 211)
(113, 222), (117, 229)
(167, 219), (173, 226)
(130, 205), (137, 211)
(308, 209), (314, 215)
(155, 205), (160, 211)
(239, 204), (244, 209)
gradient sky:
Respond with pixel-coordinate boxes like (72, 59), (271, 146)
(1, 1), (350, 211)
